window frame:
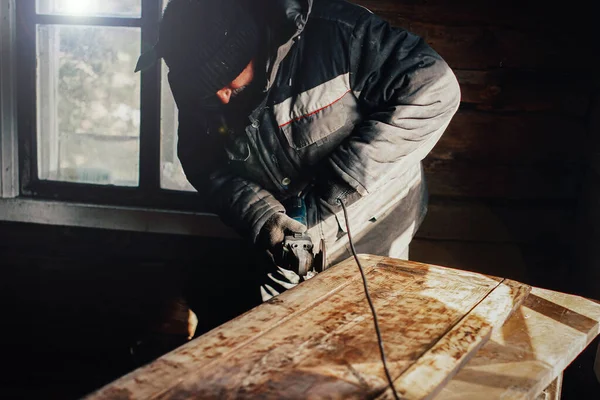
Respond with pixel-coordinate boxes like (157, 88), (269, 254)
(1, 0), (19, 198)
(0, 0), (232, 238)
(15, 0), (203, 211)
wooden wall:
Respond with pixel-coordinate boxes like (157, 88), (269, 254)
(352, 0), (599, 292)
(574, 95), (600, 299)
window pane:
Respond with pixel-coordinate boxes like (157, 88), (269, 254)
(37, 25), (141, 186)
(160, 60), (196, 192)
(37, 0), (141, 18)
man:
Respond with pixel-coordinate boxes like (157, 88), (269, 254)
(138, 0), (460, 306)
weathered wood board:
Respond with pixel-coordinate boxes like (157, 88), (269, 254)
(415, 199), (573, 244)
(87, 255), (529, 400)
(429, 111), (585, 165)
(354, 0), (593, 29)
(423, 159), (581, 199)
(437, 287), (600, 399)
(356, 8), (598, 71)
(455, 70), (591, 115)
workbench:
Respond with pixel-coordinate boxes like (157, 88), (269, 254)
(87, 255), (600, 399)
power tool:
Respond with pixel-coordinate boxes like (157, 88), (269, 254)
(281, 195), (326, 278)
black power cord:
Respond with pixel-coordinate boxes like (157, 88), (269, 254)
(338, 199), (401, 400)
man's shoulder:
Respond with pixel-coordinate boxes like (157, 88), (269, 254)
(309, 0), (373, 29)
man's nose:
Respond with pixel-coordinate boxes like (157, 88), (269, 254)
(216, 88), (232, 104)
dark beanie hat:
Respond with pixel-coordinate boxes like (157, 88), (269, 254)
(146, 0), (260, 105)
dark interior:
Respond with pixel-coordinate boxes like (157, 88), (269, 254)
(1, 0), (599, 398)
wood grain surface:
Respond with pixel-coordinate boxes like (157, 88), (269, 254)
(423, 159), (581, 199)
(437, 287), (600, 399)
(455, 70), (591, 116)
(87, 256), (529, 400)
(415, 199), (573, 244)
(353, 1), (597, 71)
(429, 111), (585, 165)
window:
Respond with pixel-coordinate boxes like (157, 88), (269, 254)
(16, 0), (199, 211)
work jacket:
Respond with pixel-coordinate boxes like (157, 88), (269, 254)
(177, 0), (461, 266)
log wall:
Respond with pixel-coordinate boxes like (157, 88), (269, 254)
(351, 0), (599, 290)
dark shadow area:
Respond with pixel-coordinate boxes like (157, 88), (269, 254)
(0, 220), (261, 399)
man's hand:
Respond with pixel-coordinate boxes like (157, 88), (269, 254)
(258, 212), (307, 251)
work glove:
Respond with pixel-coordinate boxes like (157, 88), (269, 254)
(258, 212), (307, 251)
(257, 212), (307, 298)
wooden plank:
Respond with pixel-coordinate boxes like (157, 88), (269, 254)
(378, 20), (597, 71)
(430, 111), (586, 164)
(352, 1), (597, 71)
(455, 70), (592, 115)
(86, 256), (376, 399)
(415, 199), (574, 243)
(355, 0), (514, 27)
(437, 287), (600, 399)
(424, 159), (583, 199)
(377, 279), (530, 399)
(535, 374), (563, 400)
(86, 256), (529, 400)
(353, 0), (595, 30)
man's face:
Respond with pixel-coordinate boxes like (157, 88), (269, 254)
(215, 60), (255, 105)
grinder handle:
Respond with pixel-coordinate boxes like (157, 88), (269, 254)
(286, 196), (308, 229)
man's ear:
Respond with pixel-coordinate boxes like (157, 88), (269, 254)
(135, 47), (159, 73)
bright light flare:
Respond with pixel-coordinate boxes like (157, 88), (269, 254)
(61, 0), (96, 15)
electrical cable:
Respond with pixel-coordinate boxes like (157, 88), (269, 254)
(338, 198), (401, 400)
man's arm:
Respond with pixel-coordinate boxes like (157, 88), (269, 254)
(176, 112), (286, 244)
(319, 10), (460, 204)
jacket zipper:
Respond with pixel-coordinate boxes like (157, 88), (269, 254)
(288, 35), (301, 87)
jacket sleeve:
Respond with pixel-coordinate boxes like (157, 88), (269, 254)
(324, 11), (461, 196)
(177, 112), (285, 244)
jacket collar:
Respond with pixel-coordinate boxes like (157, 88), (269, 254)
(271, 0), (313, 42)
(260, 0), (313, 90)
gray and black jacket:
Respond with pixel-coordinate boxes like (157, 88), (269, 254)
(177, 0), (461, 263)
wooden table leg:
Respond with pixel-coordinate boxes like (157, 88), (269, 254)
(536, 373), (563, 400)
